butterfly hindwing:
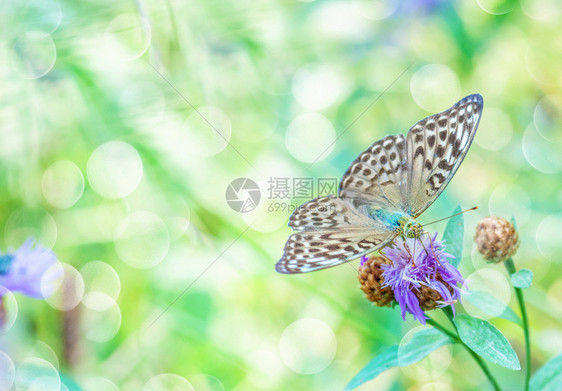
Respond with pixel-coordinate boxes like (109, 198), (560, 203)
(406, 94), (483, 217)
(276, 229), (396, 274)
(289, 196), (376, 231)
(277, 196), (396, 273)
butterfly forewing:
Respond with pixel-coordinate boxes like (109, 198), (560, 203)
(406, 94), (483, 217)
(339, 134), (408, 212)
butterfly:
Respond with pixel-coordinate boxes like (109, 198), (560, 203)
(276, 94), (483, 274)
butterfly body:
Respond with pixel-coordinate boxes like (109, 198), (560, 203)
(401, 216), (424, 239)
(365, 208), (420, 238)
(276, 94), (483, 274)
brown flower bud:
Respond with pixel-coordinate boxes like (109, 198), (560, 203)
(474, 216), (519, 263)
(416, 273), (456, 311)
(357, 256), (394, 307)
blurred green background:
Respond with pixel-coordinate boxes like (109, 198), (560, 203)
(1, 0), (561, 389)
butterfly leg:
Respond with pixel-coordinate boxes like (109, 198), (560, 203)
(421, 231), (443, 276)
(414, 237), (434, 275)
(401, 237), (416, 266)
(378, 249), (394, 266)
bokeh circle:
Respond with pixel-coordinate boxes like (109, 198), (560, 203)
(279, 318), (337, 374)
(87, 141), (143, 199)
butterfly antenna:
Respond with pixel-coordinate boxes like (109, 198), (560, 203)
(423, 206), (478, 226)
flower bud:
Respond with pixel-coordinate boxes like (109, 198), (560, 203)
(416, 274), (455, 311)
(474, 216), (519, 263)
(357, 256), (395, 307)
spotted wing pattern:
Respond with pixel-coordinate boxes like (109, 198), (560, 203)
(289, 196), (374, 231)
(277, 196), (396, 273)
(276, 94), (483, 274)
(339, 134), (408, 212)
(406, 94), (483, 217)
(277, 229), (396, 274)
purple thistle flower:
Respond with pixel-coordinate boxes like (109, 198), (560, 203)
(380, 233), (464, 324)
(0, 239), (61, 299)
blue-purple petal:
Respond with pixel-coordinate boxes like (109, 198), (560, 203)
(381, 233), (464, 324)
(0, 239), (60, 299)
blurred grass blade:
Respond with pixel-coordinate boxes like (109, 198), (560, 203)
(454, 314), (521, 370)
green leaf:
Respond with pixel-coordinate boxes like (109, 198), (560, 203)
(442, 205), (464, 267)
(346, 345), (399, 390)
(346, 328), (455, 390)
(454, 314), (521, 370)
(463, 290), (522, 325)
(530, 353), (562, 391)
(398, 327), (455, 366)
(511, 269), (533, 289)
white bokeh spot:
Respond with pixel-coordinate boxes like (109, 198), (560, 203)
(83, 377), (119, 391)
(279, 318), (337, 374)
(43, 263), (84, 312)
(399, 326), (453, 382)
(42, 161), (85, 209)
(82, 293), (121, 343)
(410, 64), (461, 113)
(462, 268), (511, 320)
(114, 211), (170, 269)
(292, 65), (350, 110)
(87, 141), (143, 199)
(0, 351), (15, 390)
(488, 183), (531, 226)
(475, 107), (513, 151)
(285, 113), (336, 163)
(143, 374), (194, 391)
(14, 357), (60, 391)
(11, 31), (56, 80)
(536, 214), (562, 262)
(80, 261), (120, 309)
(4, 207), (57, 249)
(522, 124), (562, 174)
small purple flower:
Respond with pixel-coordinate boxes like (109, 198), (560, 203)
(380, 233), (464, 324)
(0, 239), (61, 299)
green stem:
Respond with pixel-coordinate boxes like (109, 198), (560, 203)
(426, 318), (458, 340)
(504, 258), (531, 391)
(434, 310), (501, 391)
(464, 341), (502, 391)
